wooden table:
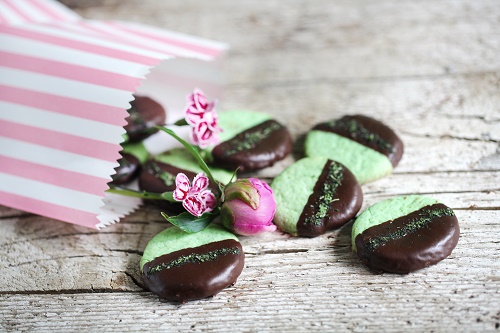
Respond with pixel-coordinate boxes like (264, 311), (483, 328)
(1, 1), (499, 331)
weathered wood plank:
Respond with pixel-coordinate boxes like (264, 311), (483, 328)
(223, 73), (500, 130)
(1, 281), (498, 333)
(1, 207), (498, 292)
(1, 0), (499, 332)
(74, 0), (500, 83)
(1, 208), (499, 333)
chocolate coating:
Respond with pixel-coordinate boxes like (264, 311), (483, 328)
(125, 96), (166, 142)
(313, 115), (403, 167)
(110, 152), (140, 185)
(211, 120), (292, 172)
(139, 160), (221, 193)
(139, 160), (192, 194)
(138, 160), (197, 212)
(297, 160), (363, 237)
(142, 240), (245, 302)
(355, 203), (459, 273)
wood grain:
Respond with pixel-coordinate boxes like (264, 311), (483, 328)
(2, 0), (499, 332)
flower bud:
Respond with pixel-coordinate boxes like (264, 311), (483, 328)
(221, 178), (277, 236)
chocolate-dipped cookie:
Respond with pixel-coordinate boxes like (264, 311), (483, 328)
(208, 110), (293, 172)
(305, 115), (403, 184)
(272, 157), (363, 237)
(139, 148), (233, 211)
(111, 153), (140, 185)
(352, 195), (459, 274)
(111, 142), (149, 185)
(125, 95), (166, 142)
(141, 224), (245, 302)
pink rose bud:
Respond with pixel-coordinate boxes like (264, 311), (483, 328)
(221, 178), (277, 236)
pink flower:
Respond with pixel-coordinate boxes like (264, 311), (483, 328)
(184, 88), (222, 148)
(189, 112), (222, 149)
(185, 88), (215, 126)
(198, 190), (216, 213)
(221, 178), (277, 236)
(173, 173), (216, 217)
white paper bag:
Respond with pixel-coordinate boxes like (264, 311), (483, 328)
(0, 0), (228, 228)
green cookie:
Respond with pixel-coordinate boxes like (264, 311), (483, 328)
(352, 195), (459, 273)
(140, 224), (239, 271)
(305, 115), (404, 184)
(352, 195), (440, 250)
(212, 110), (272, 150)
(272, 157), (363, 237)
(207, 110), (293, 172)
(121, 141), (149, 164)
(140, 224), (245, 302)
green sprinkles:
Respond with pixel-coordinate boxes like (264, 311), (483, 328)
(222, 121), (282, 157)
(323, 118), (394, 153)
(365, 207), (455, 252)
(148, 247), (241, 275)
(148, 161), (176, 187)
(304, 161), (344, 226)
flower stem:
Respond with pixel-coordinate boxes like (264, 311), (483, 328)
(155, 126), (223, 196)
(107, 185), (175, 201)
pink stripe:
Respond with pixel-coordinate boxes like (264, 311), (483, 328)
(0, 190), (99, 228)
(0, 25), (161, 65)
(0, 85), (129, 126)
(30, 0), (79, 22)
(0, 156), (109, 196)
(109, 22), (222, 58)
(77, 22), (176, 58)
(3, 0), (34, 23)
(47, 21), (111, 38)
(0, 51), (142, 91)
(0, 120), (122, 161)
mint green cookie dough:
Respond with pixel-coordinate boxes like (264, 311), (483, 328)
(305, 130), (393, 184)
(272, 157), (363, 237)
(352, 195), (439, 250)
(207, 110), (293, 172)
(140, 224), (238, 272)
(122, 141), (149, 164)
(272, 157), (328, 235)
(305, 115), (404, 184)
(351, 195), (459, 274)
(211, 110), (272, 152)
(140, 224), (245, 302)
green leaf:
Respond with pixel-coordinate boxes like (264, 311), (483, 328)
(161, 212), (216, 233)
(173, 118), (189, 126)
(227, 167), (240, 185)
(224, 179), (260, 209)
(161, 191), (175, 202)
(220, 167), (240, 202)
(155, 126), (223, 196)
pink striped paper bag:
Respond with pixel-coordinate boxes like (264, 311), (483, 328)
(0, 0), (227, 229)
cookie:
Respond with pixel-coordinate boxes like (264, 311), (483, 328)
(141, 224), (245, 302)
(305, 115), (403, 184)
(124, 95), (166, 142)
(139, 148), (233, 194)
(208, 110), (293, 172)
(111, 153), (140, 185)
(272, 157), (363, 237)
(352, 195), (459, 274)
(111, 142), (149, 185)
